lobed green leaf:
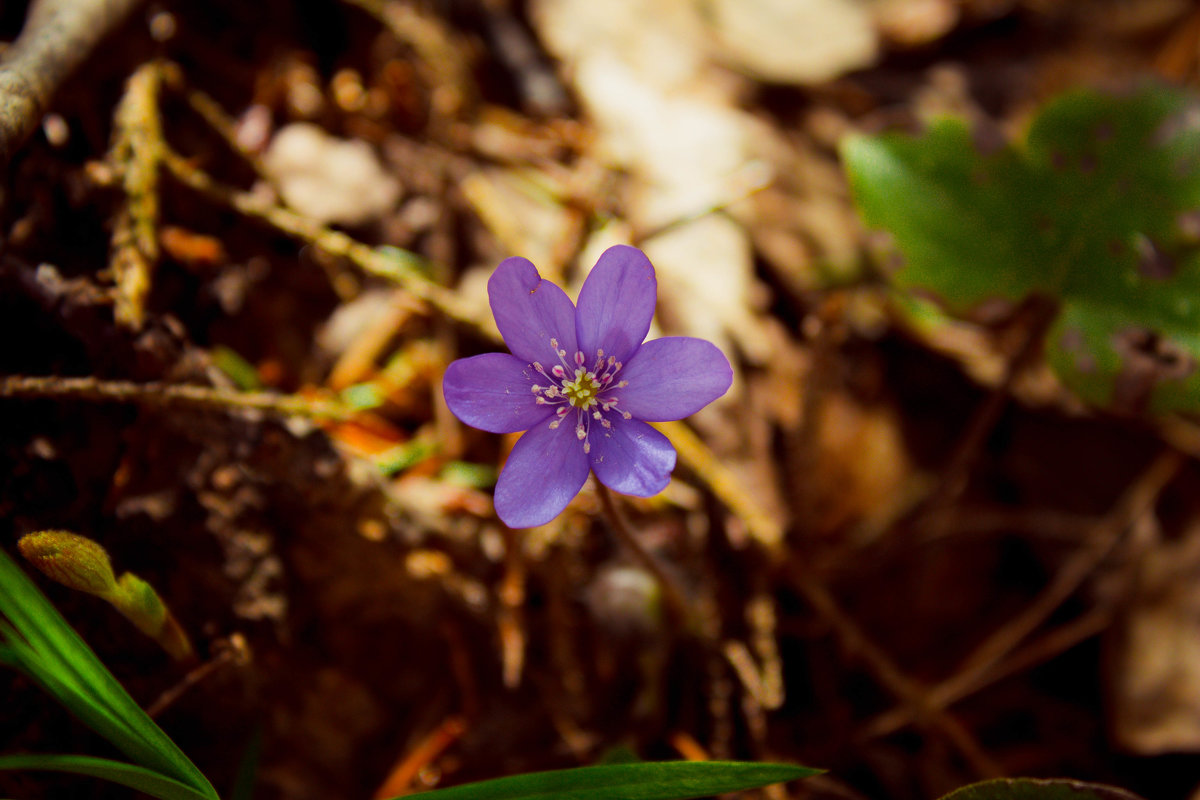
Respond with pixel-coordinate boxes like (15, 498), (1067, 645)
(843, 85), (1200, 413)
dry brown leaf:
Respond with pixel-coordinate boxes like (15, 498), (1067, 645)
(1109, 517), (1200, 753)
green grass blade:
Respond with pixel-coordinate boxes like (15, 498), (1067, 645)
(0, 754), (215, 800)
(229, 727), (263, 800)
(0, 550), (218, 798)
(0, 550), (140, 717)
(0, 560), (148, 748)
(0, 617), (151, 753)
(391, 761), (821, 800)
(8, 649), (143, 742)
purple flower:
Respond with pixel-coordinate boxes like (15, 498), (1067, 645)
(443, 245), (733, 528)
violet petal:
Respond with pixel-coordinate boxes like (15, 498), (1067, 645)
(494, 419), (590, 527)
(589, 417), (676, 497)
(443, 353), (555, 434)
(614, 337), (733, 421)
(575, 245), (656, 363)
(489, 256), (578, 365)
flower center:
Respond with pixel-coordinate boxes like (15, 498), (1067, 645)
(562, 368), (601, 409)
(528, 341), (634, 454)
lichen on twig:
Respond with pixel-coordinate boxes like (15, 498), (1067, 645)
(0, 374), (350, 419)
(107, 59), (166, 329)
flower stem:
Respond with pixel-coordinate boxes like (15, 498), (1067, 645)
(594, 482), (692, 628)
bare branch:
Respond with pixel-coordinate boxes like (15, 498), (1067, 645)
(0, 0), (145, 167)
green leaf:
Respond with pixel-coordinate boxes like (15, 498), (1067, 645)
(211, 345), (262, 390)
(595, 745), (642, 766)
(376, 438), (437, 475)
(394, 761), (819, 800)
(439, 460), (497, 489)
(340, 381), (387, 411)
(0, 549), (218, 799)
(937, 777), (1146, 800)
(843, 85), (1200, 413)
(229, 727), (264, 800)
(0, 754), (215, 800)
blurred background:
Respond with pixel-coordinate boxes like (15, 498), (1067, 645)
(3, 1), (1200, 798)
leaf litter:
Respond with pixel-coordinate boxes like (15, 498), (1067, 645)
(3, 1), (1200, 799)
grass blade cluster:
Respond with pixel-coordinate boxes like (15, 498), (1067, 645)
(0, 548), (218, 799)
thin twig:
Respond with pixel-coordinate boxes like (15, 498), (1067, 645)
(160, 148), (481, 330)
(0, 374), (350, 419)
(788, 566), (1004, 777)
(951, 449), (1181, 686)
(0, 0), (147, 167)
(866, 605), (1114, 738)
(146, 633), (249, 717)
(594, 481), (694, 629)
(722, 593), (784, 711)
(372, 715), (467, 800)
(497, 527), (527, 689)
(864, 448), (1184, 739)
(183, 85), (270, 173)
(919, 297), (1058, 515)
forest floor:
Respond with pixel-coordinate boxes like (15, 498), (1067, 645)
(4, 1), (1200, 799)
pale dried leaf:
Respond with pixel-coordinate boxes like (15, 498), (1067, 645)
(263, 123), (401, 227)
(1109, 520), (1200, 753)
(707, 0), (879, 83)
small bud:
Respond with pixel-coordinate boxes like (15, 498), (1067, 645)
(18, 530), (193, 661)
(114, 574), (193, 661)
(18, 531), (120, 600)
(114, 573), (167, 635)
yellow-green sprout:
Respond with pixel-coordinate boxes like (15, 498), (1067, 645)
(18, 531), (192, 661)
